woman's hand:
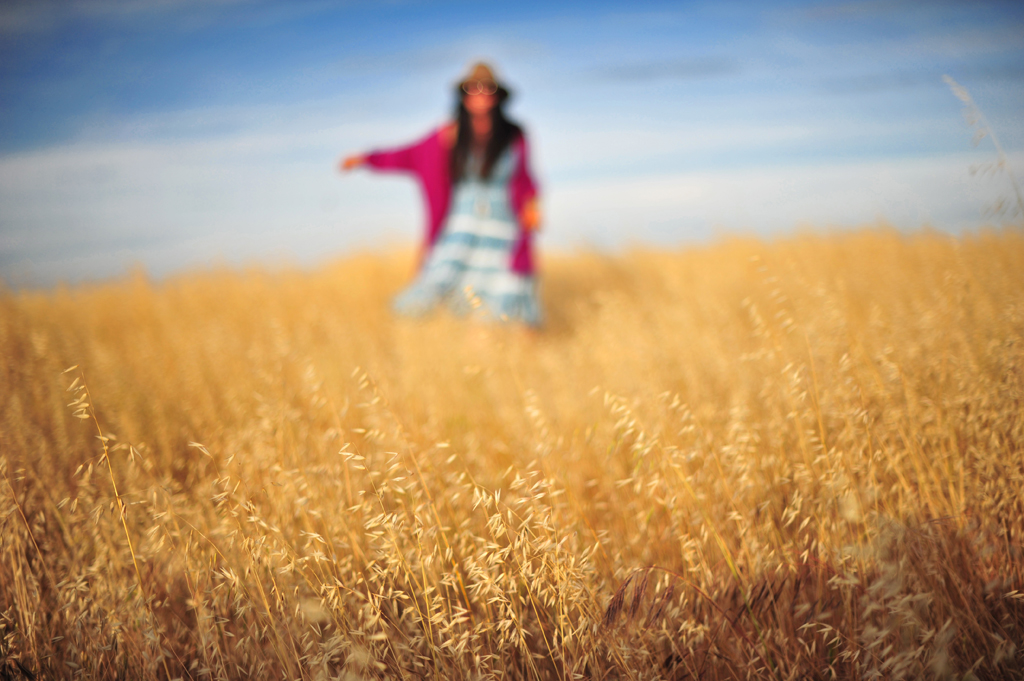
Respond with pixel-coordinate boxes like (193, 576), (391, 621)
(520, 197), (542, 233)
(339, 154), (366, 172)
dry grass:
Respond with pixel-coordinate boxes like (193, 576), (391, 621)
(1, 227), (1023, 680)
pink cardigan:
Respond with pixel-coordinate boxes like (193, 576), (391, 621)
(365, 127), (539, 275)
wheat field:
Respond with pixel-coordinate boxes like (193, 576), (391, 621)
(1, 227), (1023, 680)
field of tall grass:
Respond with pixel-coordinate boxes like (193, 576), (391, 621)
(1, 227), (1023, 679)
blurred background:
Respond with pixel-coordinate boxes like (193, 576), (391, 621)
(1, 0), (1022, 287)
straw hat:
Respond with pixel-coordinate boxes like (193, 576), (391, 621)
(461, 62), (498, 86)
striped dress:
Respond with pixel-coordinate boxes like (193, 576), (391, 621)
(393, 146), (542, 326)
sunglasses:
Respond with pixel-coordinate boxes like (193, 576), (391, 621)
(462, 80), (498, 96)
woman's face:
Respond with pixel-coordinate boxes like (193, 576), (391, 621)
(463, 90), (496, 115)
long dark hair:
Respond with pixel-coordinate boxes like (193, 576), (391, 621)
(449, 86), (523, 182)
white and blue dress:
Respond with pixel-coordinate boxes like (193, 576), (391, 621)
(393, 147), (542, 326)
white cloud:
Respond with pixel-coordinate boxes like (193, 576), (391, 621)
(0, 123), (424, 286)
(3, 114), (1016, 287)
(533, 120), (816, 174)
(546, 151), (1023, 248)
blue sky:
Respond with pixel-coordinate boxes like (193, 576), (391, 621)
(1, 0), (1023, 286)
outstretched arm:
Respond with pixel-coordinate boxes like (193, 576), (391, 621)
(337, 140), (419, 175)
(339, 125), (453, 176)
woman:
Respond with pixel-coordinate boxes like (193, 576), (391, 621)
(341, 62), (542, 326)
